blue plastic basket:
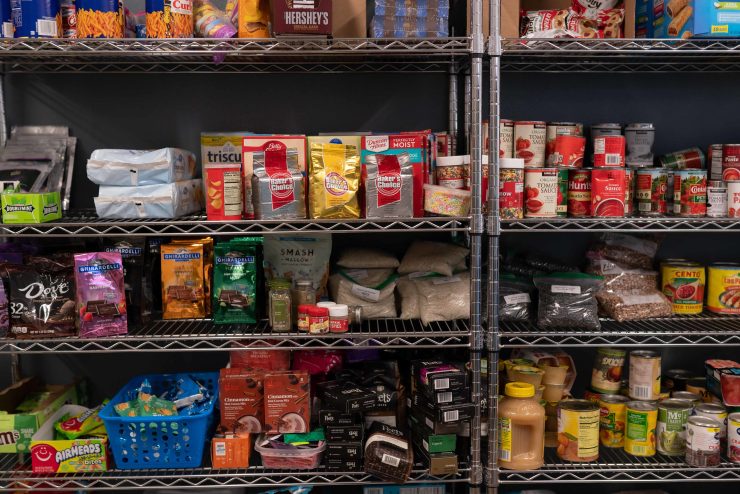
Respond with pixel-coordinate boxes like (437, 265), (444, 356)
(99, 372), (218, 470)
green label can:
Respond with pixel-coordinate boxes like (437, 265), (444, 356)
(657, 398), (692, 455)
(625, 400), (658, 457)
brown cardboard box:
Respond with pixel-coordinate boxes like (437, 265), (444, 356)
(470, 0), (635, 38)
(333, 0), (366, 38)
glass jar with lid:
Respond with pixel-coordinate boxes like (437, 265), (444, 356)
(269, 279), (292, 332)
(292, 279), (316, 327)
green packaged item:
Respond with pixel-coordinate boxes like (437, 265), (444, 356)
(54, 402), (106, 440)
(1, 191), (62, 224)
(213, 238), (262, 324)
(15, 391), (53, 412)
(284, 428), (325, 444)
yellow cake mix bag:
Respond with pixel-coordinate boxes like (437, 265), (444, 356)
(309, 143), (361, 219)
(161, 243), (206, 319)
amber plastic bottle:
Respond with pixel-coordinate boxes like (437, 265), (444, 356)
(498, 382), (546, 470)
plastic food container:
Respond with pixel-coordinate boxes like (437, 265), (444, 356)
(423, 184), (471, 217)
(255, 434), (326, 470)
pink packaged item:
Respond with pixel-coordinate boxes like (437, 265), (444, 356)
(74, 252), (128, 338)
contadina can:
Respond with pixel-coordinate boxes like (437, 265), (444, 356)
(693, 403), (728, 442)
(706, 263), (740, 315)
(629, 350), (661, 401)
(591, 347), (626, 394)
(707, 180), (728, 218)
(686, 416), (722, 467)
(636, 168), (668, 216)
(625, 400), (658, 457)
(656, 398), (692, 455)
(599, 394), (629, 448)
(729, 412), (740, 463)
(557, 399), (600, 462)
(673, 169), (707, 217)
(661, 261), (705, 315)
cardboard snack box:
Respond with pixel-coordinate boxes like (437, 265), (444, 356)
(2, 191), (61, 224)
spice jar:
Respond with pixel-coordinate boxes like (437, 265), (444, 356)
(329, 304), (349, 333)
(297, 304), (312, 332)
(292, 279), (316, 324)
(436, 156), (466, 189)
(348, 305), (362, 326)
(317, 301), (336, 310)
(499, 158), (525, 219)
(268, 279), (292, 332)
(308, 306), (329, 334)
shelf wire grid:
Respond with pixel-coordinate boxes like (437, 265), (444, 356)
(501, 217), (740, 232)
(500, 314), (740, 347)
(498, 448), (740, 483)
(1, 319), (471, 353)
(0, 455), (471, 490)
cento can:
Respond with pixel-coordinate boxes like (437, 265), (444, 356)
(706, 263), (740, 315)
(656, 398), (692, 455)
(524, 168), (559, 218)
(515, 121), (547, 167)
(722, 144), (740, 181)
(729, 412), (740, 463)
(549, 135), (586, 168)
(673, 170), (707, 217)
(557, 399), (600, 462)
(709, 144), (724, 180)
(546, 122), (582, 162)
(728, 180), (740, 218)
(591, 167), (626, 217)
(636, 168), (668, 216)
(625, 400), (658, 457)
(685, 416), (721, 467)
(500, 119), (514, 159)
(591, 347), (626, 394)
(625, 167), (635, 216)
(707, 180), (728, 218)
(567, 168), (591, 217)
(625, 123), (656, 167)
(629, 350), (661, 401)
(693, 403), (728, 441)
(599, 394), (629, 448)
(593, 135), (626, 167)
(663, 369), (696, 392)
(661, 261), (705, 315)
(659, 147), (705, 169)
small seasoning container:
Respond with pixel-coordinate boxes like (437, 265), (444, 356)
(297, 304), (313, 332)
(436, 156), (466, 190)
(328, 304), (349, 333)
(317, 301), (336, 310)
(268, 279), (292, 332)
(308, 306), (329, 334)
(348, 305), (362, 327)
(292, 279), (316, 323)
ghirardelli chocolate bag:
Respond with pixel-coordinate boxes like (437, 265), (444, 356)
(364, 153), (414, 219)
(9, 255), (76, 338)
(74, 252), (128, 338)
(104, 238), (150, 330)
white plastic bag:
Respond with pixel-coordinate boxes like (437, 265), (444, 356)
(414, 272), (470, 325)
(398, 241), (469, 277)
(87, 148), (198, 186)
(329, 269), (398, 319)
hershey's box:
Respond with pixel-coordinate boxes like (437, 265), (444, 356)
(271, 0), (332, 36)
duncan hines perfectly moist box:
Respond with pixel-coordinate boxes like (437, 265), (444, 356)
(271, 0), (332, 36)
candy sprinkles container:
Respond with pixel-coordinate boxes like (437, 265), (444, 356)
(423, 184), (471, 217)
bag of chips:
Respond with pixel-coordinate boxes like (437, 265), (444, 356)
(161, 243), (207, 319)
(74, 252), (128, 338)
(364, 153), (414, 219)
(213, 237), (262, 324)
(309, 143), (361, 219)
(251, 143), (306, 220)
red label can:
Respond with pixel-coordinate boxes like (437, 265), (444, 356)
(568, 168), (592, 217)
(515, 121), (547, 167)
(636, 168), (668, 216)
(722, 144), (740, 181)
(524, 168), (559, 218)
(625, 167), (635, 216)
(591, 168), (626, 217)
(549, 135), (586, 168)
(673, 170), (707, 217)
(593, 136), (626, 167)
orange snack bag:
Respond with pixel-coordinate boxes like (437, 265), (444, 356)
(238, 0), (269, 38)
(161, 242), (206, 319)
(147, 0), (194, 38)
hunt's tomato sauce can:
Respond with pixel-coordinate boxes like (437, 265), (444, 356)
(524, 167), (559, 218)
(591, 168), (626, 217)
(515, 121), (547, 168)
(673, 170), (707, 217)
(722, 144), (740, 181)
(593, 136), (626, 167)
(568, 168), (591, 217)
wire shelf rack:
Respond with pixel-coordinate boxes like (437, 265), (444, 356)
(497, 448), (740, 483)
(499, 314), (740, 347)
(500, 217), (740, 232)
(1, 319), (470, 353)
(0, 212), (469, 237)
(0, 454), (471, 490)
(0, 38), (471, 73)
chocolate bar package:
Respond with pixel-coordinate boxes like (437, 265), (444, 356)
(325, 424), (364, 442)
(409, 410), (459, 435)
(318, 381), (377, 413)
(271, 0), (332, 36)
(319, 409), (363, 427)
(325, 459), (362, 471)
(104, 238), (150, 329)
(326, 441), (363, 461)
(161, 243), (206, 319)
(416, 363), (468, 397)
(8, 255), (76, 338)
(213, 238), (262, 324)
(363, 422), (413, 483)
(409, 394), (475, 424)
(74, 252), (128, 338)
(146, 238), (166, 313)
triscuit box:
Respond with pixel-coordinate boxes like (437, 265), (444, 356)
(1, 191), (62, 224)
(0, 377), (78, 453)
(30, 404), (108, 473)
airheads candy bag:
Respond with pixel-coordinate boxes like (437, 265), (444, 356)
(309, 143), (361, 219)
(213, 238), (262, 324)
(364, 152), (414, 219)
(74, 252), (128, 338)
(161, 243), (206, 319)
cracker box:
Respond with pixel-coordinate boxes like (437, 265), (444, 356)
(0, 378), (78, 453)
(201, 133), (251, 218)
(30, 404), (108, 473)
(1, 191), (61, 224)
(271, 0), (332, 36)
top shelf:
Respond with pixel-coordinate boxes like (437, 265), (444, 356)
(0, 38), (471, 73)
(500, 38), (740, 72)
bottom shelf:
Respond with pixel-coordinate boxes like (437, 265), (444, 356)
(0, 455), (470, 490)
(497, 448), (740, 483)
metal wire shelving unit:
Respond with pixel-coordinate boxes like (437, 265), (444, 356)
(501, 217), (740, 232)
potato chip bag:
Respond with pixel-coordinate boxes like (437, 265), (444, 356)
(213, 238), (262, 324)
(309, 143), (361, 219)
(161, 243), (206, 319)
(74, 252), (128, 338)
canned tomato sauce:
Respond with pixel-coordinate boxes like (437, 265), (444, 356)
(499, 158), (525, 219)
(686, 416), (722, 467)
(706, 263), (740, 315)
(591, 347), (626, 394)
(629, 350), (661, 401)
(549, 135), (586, 168)
(636, 168), (668, 216)
(729, 412), (740, 463)
(500, 119), (514, 159)
(591, 123), (622, 138)
(546, 122), (582, 162)
(625, 400), (658, 457)
(593, 135), (626, 167)
(722, 144), (740, 181)
(567, 168), (591, 217)
(591, 168), (626, 217)
(660, 147), (705, 169)
(728, 180), (740, 218)
(625, 167), (635, 216)
(707, 180), (728, 218)
(625, 123), (655, 168)
(661, 261), (705, 315)
(599, 394), (629, 448)
(557, 399), (600, 462)
(656, 398), (692, 456)
(515, 121), (547, 167)
(709, 144), (724, 180)
(673, 170), (707, 217)
(524, 168), (560, 218)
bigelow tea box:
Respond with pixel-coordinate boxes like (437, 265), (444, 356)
(271, 0), (332, 36)
(1, 191), (62, 223)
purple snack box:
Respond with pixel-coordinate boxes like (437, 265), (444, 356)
(74, 252), (128, 338)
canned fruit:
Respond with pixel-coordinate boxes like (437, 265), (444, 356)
(599, 395), (628, 448)
(557, 400), (599, 462)
(524, 168), (560, 218)
(686, 416), (722, 467)
(656, 399), (692, 455)
(693, 403), (728, 440)
(591, 348), (626, 394)
(729, 412), (740, 463)
(662, 262), (705, 315)
(591, 168), (626, 217)
(567, 169), (591, 217)
(593, 136), (626, 167)
(625, 401), (658, 457)
(629, 350), (661, 401)
(722, 144), (740, 181)
(515, 121), (547, 167)
(636, 168), (668, 216)
(673, 170), (707, 217)
(706, 264), (740, 315)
